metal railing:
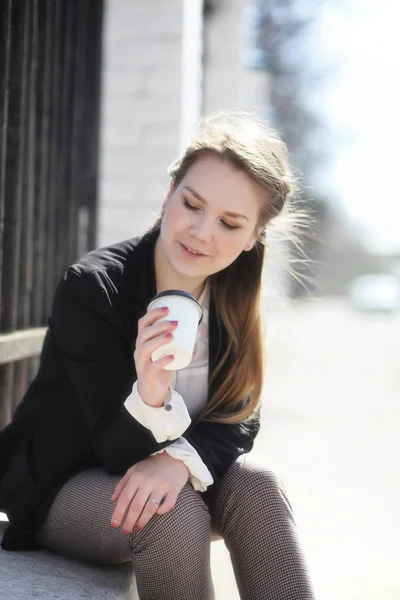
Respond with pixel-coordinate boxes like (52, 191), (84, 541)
(0, 0), (104, 429)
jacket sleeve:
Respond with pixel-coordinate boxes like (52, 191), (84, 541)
(50, 266), (179, 474)
(182, 411), (261, 483)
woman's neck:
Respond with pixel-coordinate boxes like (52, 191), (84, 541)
(154, 238), (206, 300)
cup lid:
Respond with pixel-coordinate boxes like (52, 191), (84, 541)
(147, 289), (203, 324)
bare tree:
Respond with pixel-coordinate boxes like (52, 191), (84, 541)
(254, 0), (333, 296)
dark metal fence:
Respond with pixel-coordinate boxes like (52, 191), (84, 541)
(0, 0), (104, 429)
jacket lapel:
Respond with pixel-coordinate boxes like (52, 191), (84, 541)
(128, 226), (159, 315)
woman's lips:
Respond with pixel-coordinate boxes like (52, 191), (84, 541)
(179, 242), (208, 259)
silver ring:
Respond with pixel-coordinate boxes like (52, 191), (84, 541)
(151, 498), (161, 507)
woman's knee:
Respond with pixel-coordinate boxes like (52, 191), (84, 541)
(171, 482), (211, 528)
(133, 483), (211, 550)
(216, 456), (294, 517)
(132, 485), (214, 599)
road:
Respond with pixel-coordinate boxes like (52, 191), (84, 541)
(211, 297), (400, 600)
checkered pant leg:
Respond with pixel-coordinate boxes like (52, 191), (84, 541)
(213, 455), (316, 600)
(35, 469), (215, 600)
(131, 482), (214, 600)
(35, 461), (315, 599)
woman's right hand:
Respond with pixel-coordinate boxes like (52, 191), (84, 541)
(134, 307), (178, 407)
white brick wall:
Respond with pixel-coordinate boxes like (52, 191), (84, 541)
(98, 0), (184, 247)
(203, 0), (244, 113)
(202, 0), (269, 115)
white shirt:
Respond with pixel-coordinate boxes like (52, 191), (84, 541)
(124, 284), (213, 492)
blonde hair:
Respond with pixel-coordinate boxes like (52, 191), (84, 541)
(155, 111), (300, 424)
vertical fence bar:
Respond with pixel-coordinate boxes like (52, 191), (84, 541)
(81, 0), (104, 253)
(55, 0), (75, 279)
(44, 0), (62, 317)
(18, 0), (37, 330)
(0, 0), (29, 425)
(2, 0), (29, 332)
(0, 0), (12, 429)
(67, 0), (85, 265)
(0, 0), (12, 292)
(32, 0), (53, 327)
(27, 1), (39, 391)
(14, 0), (38, 408)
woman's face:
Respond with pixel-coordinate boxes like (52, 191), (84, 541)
(158, 154), (266, 282)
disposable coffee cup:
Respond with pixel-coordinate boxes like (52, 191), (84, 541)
(147, 290), (203, 370)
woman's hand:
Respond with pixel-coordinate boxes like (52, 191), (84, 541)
(134, 307), (178, 407)
(110, 452), (190, 533)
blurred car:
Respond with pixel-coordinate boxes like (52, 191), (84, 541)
(348, 274), (400, 312)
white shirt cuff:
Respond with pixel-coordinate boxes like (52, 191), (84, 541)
(124, 381), (191, 443)
(152, 437), (214, 492)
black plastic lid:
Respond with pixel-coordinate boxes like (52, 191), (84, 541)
(148, 290), (203, 324)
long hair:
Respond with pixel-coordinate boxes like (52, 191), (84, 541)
(155, 111), (298, 424)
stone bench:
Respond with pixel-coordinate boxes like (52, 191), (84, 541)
(1, 516), (223, 599)
(0, 518), (138, 599)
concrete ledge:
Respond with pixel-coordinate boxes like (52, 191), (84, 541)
(0, 521), (137, 599)
(0, 328), (47, 365)
(0, 515), (221, 599)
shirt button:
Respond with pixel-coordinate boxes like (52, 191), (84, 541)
(164, 403), (172, 412)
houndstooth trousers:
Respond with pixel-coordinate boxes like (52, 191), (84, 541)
(35, 455), (316, 599)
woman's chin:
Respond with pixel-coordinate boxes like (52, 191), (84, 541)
(175, 264), (204, 279)
(168, 256), (206, 279)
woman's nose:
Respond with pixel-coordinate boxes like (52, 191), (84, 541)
(190, 215), (213, 243)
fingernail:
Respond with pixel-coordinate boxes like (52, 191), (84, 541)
(135, 525), (142, 531)
(161, 306), (168, 312)
(111, 520), (118, 528)
(123, 528), (130, 535)
(170, 320), (178, 326)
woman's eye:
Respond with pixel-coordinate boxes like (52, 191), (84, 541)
(184, 198), (239, 230)
(183, 198), (199, 211)
(221, 221), (239, 231)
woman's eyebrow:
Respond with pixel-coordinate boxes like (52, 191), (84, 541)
(183, 186), (249, 220)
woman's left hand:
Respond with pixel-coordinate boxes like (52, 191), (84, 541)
(110, 452), (190, 534)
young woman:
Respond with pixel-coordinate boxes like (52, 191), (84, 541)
(0, 112), (315, 599)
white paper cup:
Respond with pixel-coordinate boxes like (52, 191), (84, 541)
(147, 290), (203, 370)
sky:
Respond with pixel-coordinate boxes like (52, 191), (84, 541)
(310, 0), (400, 254)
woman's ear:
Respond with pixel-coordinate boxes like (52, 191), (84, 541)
(244, 241), (255, 252)
(244, 225), (264, 252)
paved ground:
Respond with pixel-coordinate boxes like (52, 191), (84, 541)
(1, 297), (400, 598)
(209, 297), (400, 600)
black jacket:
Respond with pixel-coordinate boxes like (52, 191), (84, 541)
(0, 226), (260, 550)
